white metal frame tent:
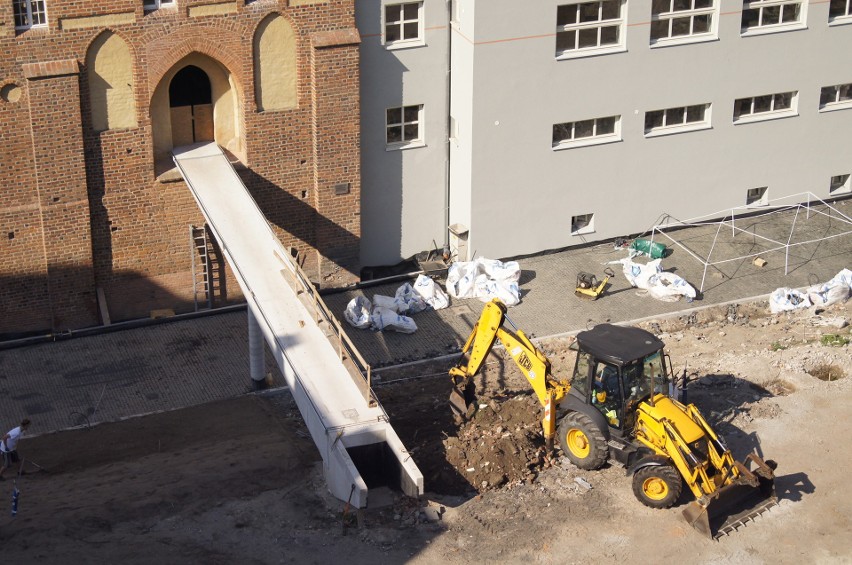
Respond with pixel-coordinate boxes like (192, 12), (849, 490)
(646, 192), (852, 292)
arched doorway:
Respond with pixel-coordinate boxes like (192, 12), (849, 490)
(150, 53), (243, 173)
(169, 65), (214, 146)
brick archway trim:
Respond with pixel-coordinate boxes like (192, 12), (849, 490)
(146, 29), (245, 96)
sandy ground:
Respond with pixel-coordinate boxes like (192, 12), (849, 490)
(1, 301), (850, 564)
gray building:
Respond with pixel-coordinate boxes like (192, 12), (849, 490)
(358, 0), (852, 267)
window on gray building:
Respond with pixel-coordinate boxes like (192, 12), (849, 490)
(571, 213), (595, 235)
(556, 1), (625, 58)
(829, 0), (852, 20)
(384, 2), (423, 47)
(830, 174), (851, 194)
(552, 116), (620, 149)
(13, 0), (47, 29)
(819, 83), (852, 110)
(650, 0), (716, 44)
(644, 104), (710, 136)
(733, 92), (797, 122)
(741, 0), (805, 33)
(386, 105), (423, 148)
(746, 187), (768, 206)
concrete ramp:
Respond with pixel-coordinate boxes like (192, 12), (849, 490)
(173, 143), (423, 507)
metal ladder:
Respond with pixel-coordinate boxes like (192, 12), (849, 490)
(190, 225), (213, 311)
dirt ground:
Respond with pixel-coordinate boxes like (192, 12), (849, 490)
(1, 301), (851, 564)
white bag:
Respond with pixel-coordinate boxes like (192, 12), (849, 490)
(769, 288), (812, 313)
(370, 307), (417, 334)
(617, 258), (695, 302)
(808, 268), (852, 307)
(343, 296), (372, 329)
(413, 274), (449, 310)
(394, 282), (429, 314)
(372, 294), (400, 312)
(618, 258), (662, 290)
(647, 272), (697, 302)
(446, 258), (521, 306)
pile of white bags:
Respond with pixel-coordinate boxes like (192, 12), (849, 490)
(616, 258), (696, 302)
(445, 258), (522, 306)
(769, 268), (851, 313)
(343, 274), (450, 333)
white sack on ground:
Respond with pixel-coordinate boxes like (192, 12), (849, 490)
(394, 282), (429, 314)
(370, 306), (417, 334)
(344, 296), (372, 329)
(647, 272), (697, 302)
(769, 288), (812, 313)
(446, 258), (521, 306)
(807, 268), (852, 307)
(372, 294), (399, 312)
(616, 258), (696, 302)
(413, 274), (449, 310)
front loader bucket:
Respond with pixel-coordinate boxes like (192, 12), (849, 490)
(683, 454), (777, 538)
(449, 381), (476, 423)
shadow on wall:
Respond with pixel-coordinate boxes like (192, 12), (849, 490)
(239, 167), (361, 281)
(358, 47), (409, 271)
(0, 265), (242, 341)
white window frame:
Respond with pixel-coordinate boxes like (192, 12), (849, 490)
(650, 0), (718, 46)
(571, 213), (595, 235)
(819, 83), (852, 112)
(829, 0), (852, 23)
(830, 174), (851, 195)
(383, 2), (425, 49)
(741, 0), (806, 35)
(13, 0), (47, 30)
(733, 91), (798, 123)
(644, 104), (711, 137)
(143, 0), (175, 12)
(552, 115), (621, 150)
(385, 104), (424, 150)
(746, 187), (769, 206)
(556, 0), (626, 60)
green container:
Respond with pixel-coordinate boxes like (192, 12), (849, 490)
(630, 238), (667, 259)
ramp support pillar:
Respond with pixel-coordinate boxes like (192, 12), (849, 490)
(248, 306), (266, 390)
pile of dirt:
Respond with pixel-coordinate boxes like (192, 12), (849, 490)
(443, 392), (551, 492)
(385, 384), (552, 495)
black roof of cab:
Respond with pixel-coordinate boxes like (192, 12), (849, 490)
(575, 324), (665, 367)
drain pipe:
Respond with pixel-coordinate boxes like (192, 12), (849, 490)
(0, 304), (248, 351)
(443, 0), (453, 257)
(247, 306), (267, 390)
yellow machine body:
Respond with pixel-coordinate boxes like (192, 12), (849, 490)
(449, 298), (777, 538)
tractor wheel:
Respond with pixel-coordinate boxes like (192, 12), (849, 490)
(558, 412), (608, 470)
(632, 464), (683, 509)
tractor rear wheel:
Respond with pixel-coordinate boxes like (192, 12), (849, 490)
(632, 464), (683, 509)
(558, 412), (607, 470)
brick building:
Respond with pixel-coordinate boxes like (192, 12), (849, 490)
(0, 0), (361, 337)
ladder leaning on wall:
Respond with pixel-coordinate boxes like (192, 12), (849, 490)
(190, 224), (213, 311)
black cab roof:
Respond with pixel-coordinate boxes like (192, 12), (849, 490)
(575, 324), (665, 367)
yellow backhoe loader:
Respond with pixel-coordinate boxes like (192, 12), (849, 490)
(449, 298), (777, 538)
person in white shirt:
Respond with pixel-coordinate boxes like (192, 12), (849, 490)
(0, 418), (31, 480)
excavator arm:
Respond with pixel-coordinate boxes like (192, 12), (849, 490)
(449, 299), (571, 447)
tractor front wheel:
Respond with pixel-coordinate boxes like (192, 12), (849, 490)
(632, 464), (683, 509)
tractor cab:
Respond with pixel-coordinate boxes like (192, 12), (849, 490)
(570, 324), (671, 432)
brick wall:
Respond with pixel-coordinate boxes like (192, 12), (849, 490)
(0, 0), (362, 337)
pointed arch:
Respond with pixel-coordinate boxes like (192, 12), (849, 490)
(254, 13), (298, 111)
(150, 53), (243, 170)
(86, 31), (137, 131)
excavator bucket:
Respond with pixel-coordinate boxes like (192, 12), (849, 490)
(449, 381), (476, 423)
(682, 454), (777, 538)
